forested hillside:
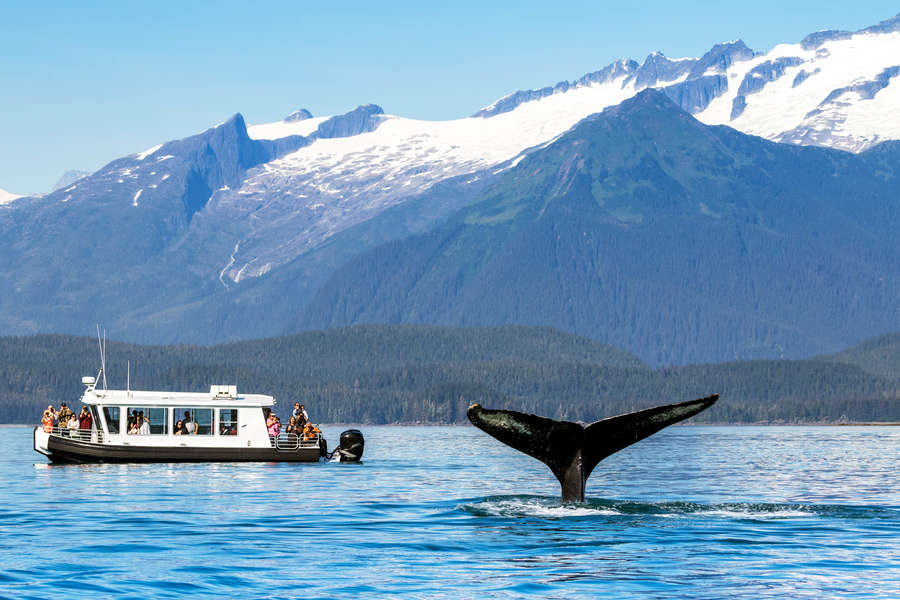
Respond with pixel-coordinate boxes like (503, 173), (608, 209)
(299, 91), (900, 366)
(2, 325), (898, 424)
(817, 333), (900, 381)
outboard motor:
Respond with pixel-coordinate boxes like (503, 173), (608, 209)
(330, 429), (364, 462)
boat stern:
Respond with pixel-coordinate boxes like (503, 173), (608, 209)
(33, 426), (52, 458)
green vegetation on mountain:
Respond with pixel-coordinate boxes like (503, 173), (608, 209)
(2, 325), (897, 425)
(817, 332), (900, 381)
(298, 90), (900, 366)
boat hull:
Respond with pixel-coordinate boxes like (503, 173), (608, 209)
(42, 430), (323, 464)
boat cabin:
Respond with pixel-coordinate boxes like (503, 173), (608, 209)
(34, 378), (325, 463)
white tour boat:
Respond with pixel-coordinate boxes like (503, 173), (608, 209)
(33, 376), (364, 464)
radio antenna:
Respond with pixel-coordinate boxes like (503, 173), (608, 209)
(96, 325), (108, 391)
(104, 329), (108, 391)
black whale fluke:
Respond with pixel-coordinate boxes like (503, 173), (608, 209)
(467, 395), (718, 502)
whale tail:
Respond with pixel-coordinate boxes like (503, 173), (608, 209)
(467, 395), (718, 502)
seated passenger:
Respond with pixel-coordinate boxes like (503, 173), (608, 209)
(183, 411), (197, 434)
(174, 420), (185, 435)
(286, 415), (299, 435)
(302, 421), (321, 441)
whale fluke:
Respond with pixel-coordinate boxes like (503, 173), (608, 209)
(467, 394), (719, 502)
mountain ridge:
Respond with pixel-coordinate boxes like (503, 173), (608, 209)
(296, 90), (900, 365)
(2, 15), (900, 365)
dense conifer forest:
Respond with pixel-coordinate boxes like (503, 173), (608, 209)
(1, 325), (897, 424)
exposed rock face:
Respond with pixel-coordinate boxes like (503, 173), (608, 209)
(313, 104), (384, 138)
(860, 13), (900, 34)
(626, 52), (696, 89)
(801, 30), (852, 50)
(816, 65), (900, 107)
(575, 59), (639, 87)
(792, 68), (819, 88)
(284, 108), (313, 122)
(731, 57), (804, 118)
(663, 74), (728, 113)
(686, 40), (757, 78)
(472, 59), (639, 118)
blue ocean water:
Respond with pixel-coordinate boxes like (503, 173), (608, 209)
(1, 425), (897, 599)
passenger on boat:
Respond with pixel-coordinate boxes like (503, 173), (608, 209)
(41, 410), (53, 433)
(67, 413), (80, 437)
(58, 403), (74, 428)
(174, 420), (185, 435)
(78, 406), (92, 431)
(292, 402), (309, 425)
(183, 411), (197, 434)
(266, 413), (280, 437)
(139, 414), (150, 435)
(297, 404), (310, 426)
(302, 421), (321, 441)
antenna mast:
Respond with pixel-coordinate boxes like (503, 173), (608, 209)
(96, 324), (108, 391)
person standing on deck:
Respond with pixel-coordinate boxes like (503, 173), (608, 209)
(57, 403), (73, 429)
(79, 406), (93, 432)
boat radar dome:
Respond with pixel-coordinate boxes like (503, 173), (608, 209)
(82, 376), (96, 386)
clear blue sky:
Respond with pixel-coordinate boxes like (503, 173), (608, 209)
(1, 1), (896, 194)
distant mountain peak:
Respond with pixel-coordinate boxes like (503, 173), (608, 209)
(313, 104), (384, 139)
(52, 170), (91, 192)
(285, 108), (313, 122)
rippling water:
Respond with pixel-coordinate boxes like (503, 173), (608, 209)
(2, 425), (898, 598)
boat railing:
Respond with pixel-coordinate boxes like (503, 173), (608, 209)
(45, 426), (104, 444)
(270, 432), (321, 450)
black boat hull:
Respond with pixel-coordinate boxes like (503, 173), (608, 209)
(43, 431), (323, 464)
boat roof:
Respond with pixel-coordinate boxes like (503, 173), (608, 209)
(80, 388), (275, 408)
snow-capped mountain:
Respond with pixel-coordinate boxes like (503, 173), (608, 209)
(0, 188), (21, 205)
(204, 13), (900, 284)
(2, 13), (900, 353)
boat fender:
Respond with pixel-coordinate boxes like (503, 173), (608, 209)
(319, 436), (327, 457)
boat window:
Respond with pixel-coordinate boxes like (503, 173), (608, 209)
(102, 406), (120, 434)
(219, 409), (238, 436)
(176, 408), (213, 435)
(89, 406), (101, 429)
(126, 407), (168, 435)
